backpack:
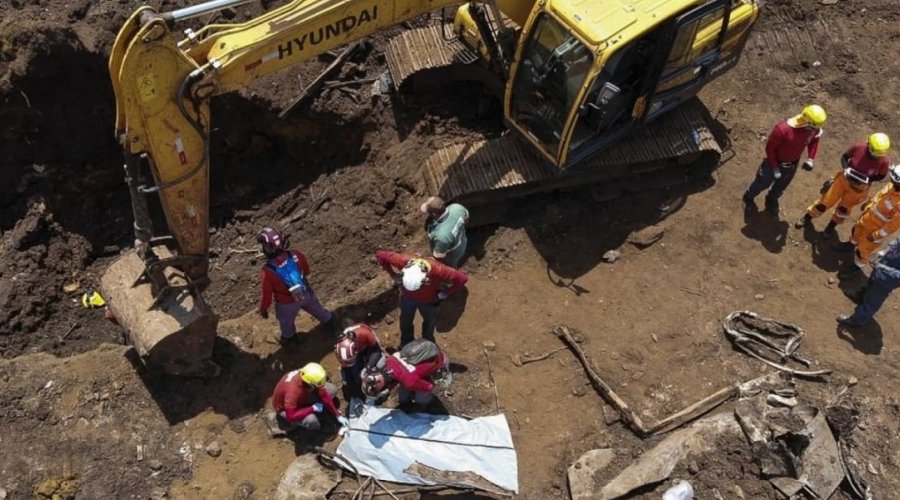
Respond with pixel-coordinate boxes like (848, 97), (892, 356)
(266, 253), (310, 300)
(399, 339), (440, 365)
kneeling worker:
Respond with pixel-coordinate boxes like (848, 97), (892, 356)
(272, 362), (348, 432)
(361, 339), (449, 410)
(335, 321), (384, 416)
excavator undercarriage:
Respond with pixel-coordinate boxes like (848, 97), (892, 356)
(386, 24), (727, 220)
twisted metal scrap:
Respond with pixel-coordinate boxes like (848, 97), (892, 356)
(723, 311), (831, 377)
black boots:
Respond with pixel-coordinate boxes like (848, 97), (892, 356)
(794, 213), (812, 229)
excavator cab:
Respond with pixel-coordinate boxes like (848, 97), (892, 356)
(506, 0), (758, 167)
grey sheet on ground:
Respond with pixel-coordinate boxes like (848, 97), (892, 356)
(599, 412), (741, 499)
(336, 408), (518, 494)
(802, 411), (843, 499)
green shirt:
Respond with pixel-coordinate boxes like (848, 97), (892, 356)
(427, 203), (469, 258)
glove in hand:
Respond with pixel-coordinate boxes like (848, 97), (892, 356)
(312, 402), (324, 414)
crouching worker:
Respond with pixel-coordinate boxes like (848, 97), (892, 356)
(361, 339), (450, 410)
(272, 362), (348, 432)
(334, 322), (384, 417)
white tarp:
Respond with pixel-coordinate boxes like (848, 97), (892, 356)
(336, 408), (518, 494)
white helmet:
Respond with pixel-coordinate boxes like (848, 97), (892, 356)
(890, 164), (900, 184)
(401, 259), (430, 291)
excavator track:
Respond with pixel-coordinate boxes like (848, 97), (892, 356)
(422, 99), (723, 209)
(385, 24), (478, 89)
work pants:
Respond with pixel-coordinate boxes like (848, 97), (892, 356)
(398, 387), (434, 407)
(277, 382), (338, 431)
(847, 268), (899, 324)
(399, 295), (438, 347)
(851, 215), (888, 268)
(274, 291), (333, 339)
(807, 173), (870, 225)
(744, 159), (798, 205)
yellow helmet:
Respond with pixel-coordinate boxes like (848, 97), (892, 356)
(299, 362), (327, 387)
(801, 104), (826, 128)
(868, 133), (891, 157)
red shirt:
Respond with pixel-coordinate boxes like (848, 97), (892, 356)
(271, 369), (338, 423)
(843, 142), (890, 181)
(375, 251), (468, 304)
(765, 120), (821, 169)
(385, 350), (446, 393)
(259, 250), (311, 311)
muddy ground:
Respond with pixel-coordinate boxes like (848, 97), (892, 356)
(2, 0), (900, 498)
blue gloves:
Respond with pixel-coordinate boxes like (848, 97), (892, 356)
(312, 402), (324, 414)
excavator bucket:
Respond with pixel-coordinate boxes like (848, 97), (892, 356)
(100, 249), (219, 376)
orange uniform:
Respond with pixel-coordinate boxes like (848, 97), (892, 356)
(851, 184), (900, 267)
(806, 143), (890, 225)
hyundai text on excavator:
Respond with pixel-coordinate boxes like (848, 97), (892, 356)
(104, 0), (758, 374)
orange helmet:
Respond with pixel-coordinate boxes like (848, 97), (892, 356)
(335, 336), (359, 367)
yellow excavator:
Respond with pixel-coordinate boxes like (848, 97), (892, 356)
(103, 0), (758, 375)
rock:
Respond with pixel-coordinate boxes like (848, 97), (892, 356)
(572, 386), (586, 397)
(0, 487), (6, 500)
(602, 405), (620, 426)
(205, 441), (222, 458)
(599, 413), (741, 499)
(113, 381), (124, 391)
(867, 463), (878, 475)
(232, 481), (255, 500)
(631, 371), (646, 381)
(149, 459), (163, 471)
(820, 0), (838, 4)
(482, 340), (496, 351)
(650, 334), (659, 343)
(754, 294), (765, 301)
(848, 376), (858, 386)
(602, 250), (621, 263)
(766, 394), (797, 408)
(688, 461), (699, 474)
(567, 449), (616, 500)
(827, 277), (835, 285)
(732, 485), (745, 499)
(275, 455), (338, 500)
(627, 224), (667, 249)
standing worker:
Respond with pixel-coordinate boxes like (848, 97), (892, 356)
(421, 196), (469, 268)
(838, 236), (900, 327)
(743, 105), (827, 215)
(271, 362), (348, 432)
(795, 133), (892, 237)
(335, 321), (384, 417)
(848, 164), (900, 269)
(256, 226), (336, 343)
(361, 339), (449, 410)
(375, 250), (468, 346)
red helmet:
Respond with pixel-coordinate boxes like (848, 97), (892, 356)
(362, 369), (387, 397)
(335, 337), (359, 367)
(257, 227), (287, 255)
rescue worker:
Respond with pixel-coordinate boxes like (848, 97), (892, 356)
(849, 164), (900, 269)
(361, 339), (449, 410)
(256, 226), (336, 343)
(335, 321), (384, 417)
(796, 133), (892, 237)
(743, 105), (826, 214)
(271, 362), (348, 432)
(375, 250), (468, 346)
(838, 236), (900, 327)
(421, 196), (469, 268)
